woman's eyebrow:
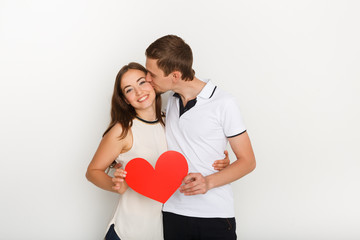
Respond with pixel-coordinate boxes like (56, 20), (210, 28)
(136, 77), (145, 82)
(123, 77), (146, 90)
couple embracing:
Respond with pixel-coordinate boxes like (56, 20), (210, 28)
(86, 35), (256, 240)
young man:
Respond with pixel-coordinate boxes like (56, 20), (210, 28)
(145, 35), (256, 240)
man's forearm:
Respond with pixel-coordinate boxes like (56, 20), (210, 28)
(205, 156), (256, 190)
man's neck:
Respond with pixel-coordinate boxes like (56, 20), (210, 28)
(173, 77), (206, 106)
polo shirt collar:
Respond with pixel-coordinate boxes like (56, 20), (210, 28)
(172, 80), (217, 117)
(173, 79), (217, 99)
(197, 80), (217, 99)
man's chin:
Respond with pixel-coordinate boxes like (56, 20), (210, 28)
(155, 89), (165, 94)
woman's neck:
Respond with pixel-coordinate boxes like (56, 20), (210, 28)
(135, 107), (157, 122)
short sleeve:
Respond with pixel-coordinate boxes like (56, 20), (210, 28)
(220, 97), (246, 138)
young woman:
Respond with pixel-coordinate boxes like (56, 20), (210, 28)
(86, 62), (229, 240)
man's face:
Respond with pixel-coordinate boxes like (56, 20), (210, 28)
(145, 58), (173, 94)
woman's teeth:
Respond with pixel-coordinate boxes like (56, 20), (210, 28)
(138, 95), (148, 102)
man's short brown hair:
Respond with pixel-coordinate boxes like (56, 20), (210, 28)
(145, 35), (195, 81)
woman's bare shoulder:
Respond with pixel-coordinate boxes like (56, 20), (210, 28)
(103, 123), (132, 151)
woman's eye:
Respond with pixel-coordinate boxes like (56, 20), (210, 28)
(139, 80), (146, 85)
(125, 88), (132, 94)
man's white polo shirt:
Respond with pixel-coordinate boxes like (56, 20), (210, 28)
(163, 79), (246, 218)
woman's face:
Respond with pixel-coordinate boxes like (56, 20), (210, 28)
(120, 69), (156, 111)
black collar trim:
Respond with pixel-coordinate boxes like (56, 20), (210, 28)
(135, 116), (159, 124)
(209, 86), (217, 98)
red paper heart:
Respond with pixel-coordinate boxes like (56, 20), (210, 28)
(125, 150), (188, 203)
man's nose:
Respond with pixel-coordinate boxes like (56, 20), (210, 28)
(145, 73), (152, 82)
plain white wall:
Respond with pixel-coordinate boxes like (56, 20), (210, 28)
(1, 0), (359, 239)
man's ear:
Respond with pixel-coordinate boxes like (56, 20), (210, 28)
(172, 71), (182, 83)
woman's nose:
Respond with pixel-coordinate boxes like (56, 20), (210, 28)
(134, 87), (143, 95)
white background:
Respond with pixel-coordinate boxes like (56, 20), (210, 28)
(1, 0), (359, 239)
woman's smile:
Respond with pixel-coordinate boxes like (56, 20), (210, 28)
(137, 94), (149, 103)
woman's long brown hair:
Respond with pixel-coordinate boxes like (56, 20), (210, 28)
(103, 62), (164, 138)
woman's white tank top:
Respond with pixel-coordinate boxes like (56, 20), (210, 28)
(108, 118), (167, 240)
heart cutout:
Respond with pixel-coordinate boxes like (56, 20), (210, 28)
(125, 150), (188, 203)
